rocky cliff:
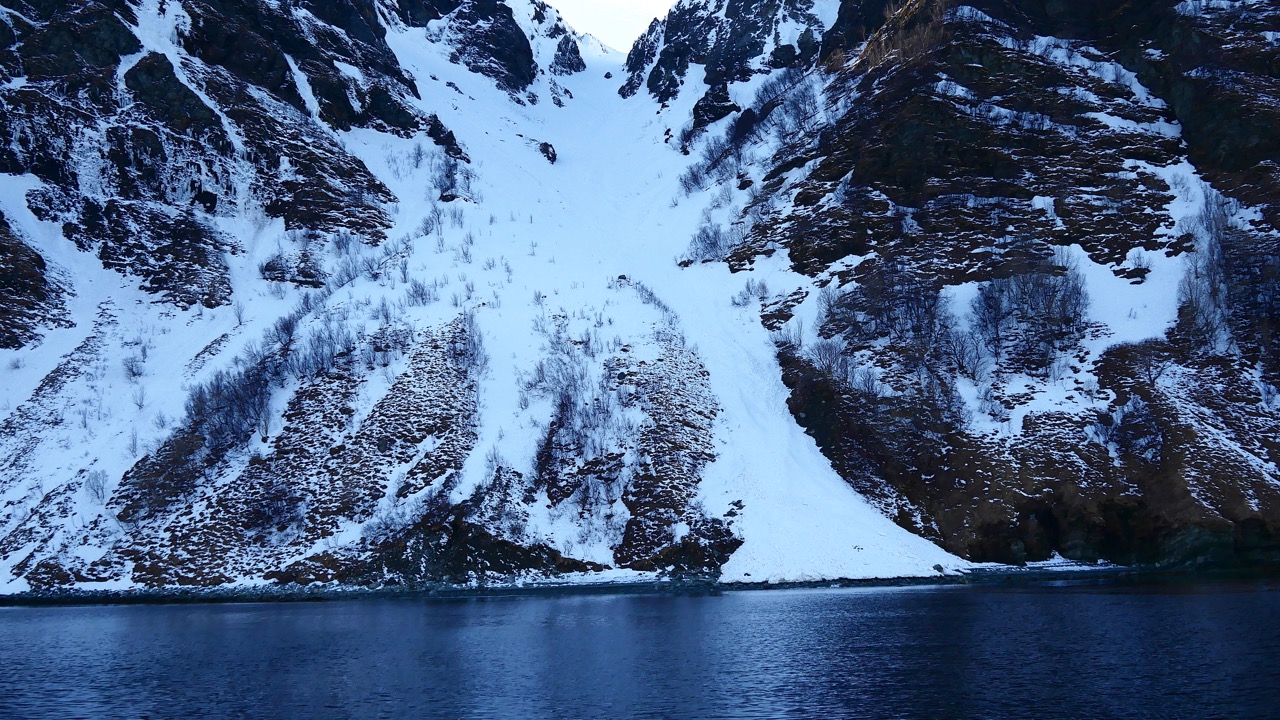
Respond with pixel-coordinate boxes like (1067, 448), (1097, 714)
(683, 0), (1280, 566)
(0, 0), (1276, 594)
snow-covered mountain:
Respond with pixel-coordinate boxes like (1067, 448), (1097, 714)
(0, 0), (1275, 593)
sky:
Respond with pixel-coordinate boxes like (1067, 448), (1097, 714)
(551, 0), (673, 51)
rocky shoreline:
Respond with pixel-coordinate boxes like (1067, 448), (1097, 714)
(4, 562), (1278, 608)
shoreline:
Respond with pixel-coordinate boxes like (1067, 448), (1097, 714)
(3, 563), (1277, 608)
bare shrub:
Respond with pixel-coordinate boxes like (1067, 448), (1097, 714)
(770, 320), (804, 352)
(452, 310), (489, 374)
(406, 279), (440, 306)
(731, 278), (771, 307)
(1178, 205), (1229, 353)
(686, 223), (745, 263)
(84, 469), (108, 504)
(122, 355), (145, 381)
(807, 337), (848, 378)
(970, 245), (1089, 375)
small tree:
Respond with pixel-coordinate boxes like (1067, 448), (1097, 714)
(84, 470), (108, 504)
(122, 355), (145, 381)
(1178, 231), (1228, 353)
(807, 337), (848, 379)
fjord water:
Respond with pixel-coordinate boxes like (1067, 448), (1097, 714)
(1, 581), (1277, 719)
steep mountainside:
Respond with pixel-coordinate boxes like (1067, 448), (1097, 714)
(0, 0), (1276, 594)
(688, 0), (1280, 565)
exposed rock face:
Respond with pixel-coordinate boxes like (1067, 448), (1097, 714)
(618, 0), (826, 132)
(551, 34), (586, 75)
(619, 19), (664, 98)
(387, 0), (463, 27)
(0, 0), (469, 327)
(710, 0), (1280, 567)
(445, 0), (537, 91)
(691, 83), (740, 131)
(0, 211), (69, 349)
(440, 1), (589, 90)
(103, 324), (481, 587)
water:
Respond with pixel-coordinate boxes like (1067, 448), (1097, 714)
(1, 580), (1277, 719)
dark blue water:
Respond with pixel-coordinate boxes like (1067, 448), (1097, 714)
(1, 580), (1278, 719)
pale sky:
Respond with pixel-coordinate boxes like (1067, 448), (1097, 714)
(551, 0), (674, 51)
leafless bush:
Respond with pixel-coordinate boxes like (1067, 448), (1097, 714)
(268, 312), (300, 350)
(846, 365), (890, 403)
(1095, 396), (1163, 463)
(451, 310), (489, 374)
(857, 0), (951, 72)
(817, 284), (842, 325)
(632, 281), (672, 315)
(678, 164), (708, 195)
(331, 256), (360, 287)
(970, 246), (1089, 374)
(122, 355), (145, 381)
(807, 337), (848, 378)
(84, 470), (108, 504)
(686, 223), (745, 263)
(771, 320), (804, 352)
(406, 278), (440, 306)
(287, 321), (355, 378)
(946, 329), (987, 382)
(1117, 339), (1174, 386)
(731, 278), (771, 307)
(333, 230), (354, 254)
(185, 364), (275, 447)
(1178, 204), (1229, 353)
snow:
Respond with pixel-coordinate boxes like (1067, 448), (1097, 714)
(997, 35), (1168, 109)
(285, 54), (322, 119)
(377, 15), (971, 581)
(0, 0), (966, 592)
(33, 0), (1251, 592)
(1175, 0), (1246, 16)
(1072, 243), (1182, 347)
(949, 5), (1011, 30)
(332, 61), (366, 84)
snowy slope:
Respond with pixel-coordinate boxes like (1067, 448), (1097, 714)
(317, 7), (969, 583)
(0, 0), (967, 593)
(1, 0), (1276, 593)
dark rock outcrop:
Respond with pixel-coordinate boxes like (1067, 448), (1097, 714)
(691, 83), (740, 130)
(446, 0), (537, 91)
(0, 0), (463, 309)
(388, 0), (463, 27)
(619, 19), (665, 98)
(0, 211), (69, 349)
(721, 0), (1280, 569)
(551, 34), (586, 75)
(619, 0), (828, 118)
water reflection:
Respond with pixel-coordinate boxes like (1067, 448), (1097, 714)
(0, 582), (1276, 719)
